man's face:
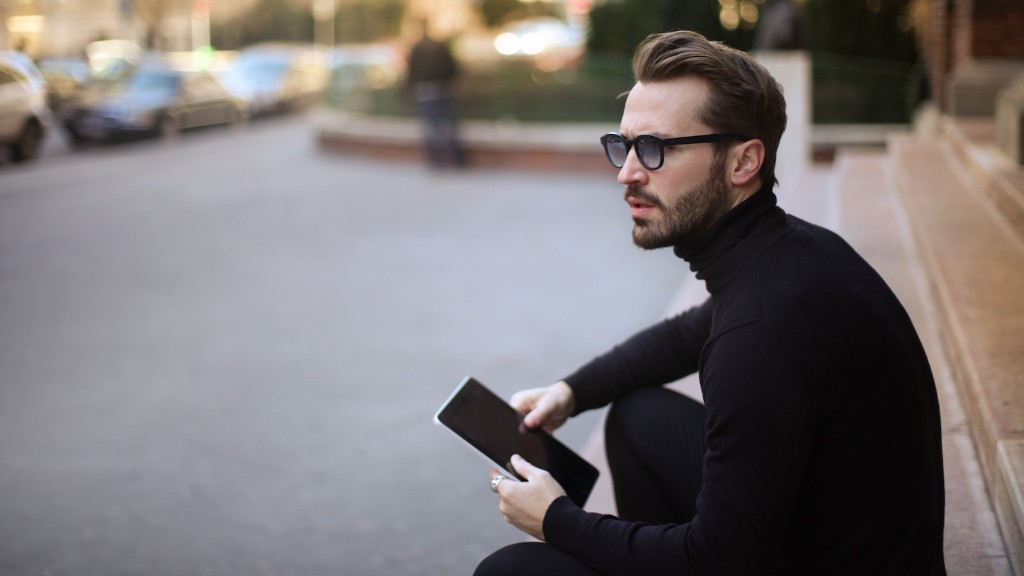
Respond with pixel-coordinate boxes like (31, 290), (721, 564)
(617, 77), (736, 250)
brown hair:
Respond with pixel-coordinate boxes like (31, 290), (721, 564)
(632, 30), (787, 186)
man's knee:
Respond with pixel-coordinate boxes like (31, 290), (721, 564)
(475, 542), (597, 576)
(473, 543), (548, 576)
(605, 387), (706, 454)
(606, 387), (673, 441)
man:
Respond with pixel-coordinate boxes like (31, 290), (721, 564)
(475, 30), (946, 575)
(406, 21), (465, 167)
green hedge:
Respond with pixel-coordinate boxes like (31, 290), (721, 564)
(327, 51), (926, 125)
(328, 54), (633, 123)
(811, 52), (926, 124)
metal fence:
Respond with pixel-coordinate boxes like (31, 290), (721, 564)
(810, 52), (926, 125)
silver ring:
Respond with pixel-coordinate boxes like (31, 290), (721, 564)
(490, 475), (504, 493)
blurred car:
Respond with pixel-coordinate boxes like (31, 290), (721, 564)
(37, 56), (91, 110)
(65, 66), (248, 142)
(0, 53), (49, 162)
(220, 44), (329, 116)
(0, 50), (48, 94)
(492, 18), (586, 71)
(56, 51), (181, 138)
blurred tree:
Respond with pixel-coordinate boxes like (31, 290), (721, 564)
(211, 0), (312, 48)
(212, 0), (405, 48)
(478, 0), (561, 28)
(587, 0), (756, 57)
(480, 0), (522, 27)
(586, 0), (917, 61)
(800, 0), (918, 61)
(335, 0), (406, 43)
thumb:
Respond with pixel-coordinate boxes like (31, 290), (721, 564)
(510, 454), (541, 480)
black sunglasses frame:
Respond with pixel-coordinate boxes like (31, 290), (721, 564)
(600, 132), (750, 170)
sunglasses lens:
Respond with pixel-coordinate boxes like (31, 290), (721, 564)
(635, 136), (662, 169)
(603, 134), (628, 167)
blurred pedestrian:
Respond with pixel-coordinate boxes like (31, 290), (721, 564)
(407, 21), (465, 168)
(473, 30), (946, 575)
(754, 0), (802, 51)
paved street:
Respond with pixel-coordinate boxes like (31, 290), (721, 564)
(0, 116), (688, 575)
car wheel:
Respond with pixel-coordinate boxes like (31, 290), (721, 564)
(11, 120), (43, 162)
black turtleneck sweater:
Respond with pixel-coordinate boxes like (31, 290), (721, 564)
(546, 188), (946, 575)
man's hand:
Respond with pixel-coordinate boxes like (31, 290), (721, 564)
(493, 455), (567, 541)
(510, 381), (575, 433)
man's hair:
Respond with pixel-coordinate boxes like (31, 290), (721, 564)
(632, 30), (787, 186)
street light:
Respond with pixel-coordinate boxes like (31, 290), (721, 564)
(313, 0), (335, 49)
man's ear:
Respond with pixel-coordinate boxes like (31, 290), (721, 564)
(729, 139), (765, 187)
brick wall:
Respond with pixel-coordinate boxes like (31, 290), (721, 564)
(912, 0), (951, 109)
(971, 0), (1024, 58)
(914, 0), (1024, 112)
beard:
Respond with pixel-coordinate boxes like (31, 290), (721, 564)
(627, 153), (731, 250)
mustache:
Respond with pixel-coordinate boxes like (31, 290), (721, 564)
(624, 185), (663, 208)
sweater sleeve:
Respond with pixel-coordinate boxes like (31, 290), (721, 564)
(544, 497), (708, 575)
(545, 321), (817, 576)
(562, 298), (712, 414)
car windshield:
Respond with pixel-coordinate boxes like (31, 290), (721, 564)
(127, 70), (181, 94)
(234, 59), (289, 83)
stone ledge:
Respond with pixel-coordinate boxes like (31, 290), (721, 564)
(889, 128), (1024, 574)
(945, 59), (1024, 117)
(943, 117), (1024, 242)
(314, 109), (614, 172)
(998, 440), (1024, 572)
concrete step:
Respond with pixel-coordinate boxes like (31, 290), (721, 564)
(943, 119), (1024, 244)
(833, 149), (1011, 575)
(887, 130), (1024, 574)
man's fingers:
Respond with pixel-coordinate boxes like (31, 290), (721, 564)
(510, 454), (540, 480)
(509, 389), (532, 410)
(511, 388), (547, 426)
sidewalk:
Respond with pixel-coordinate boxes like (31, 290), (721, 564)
(316, 109), (1020, 574)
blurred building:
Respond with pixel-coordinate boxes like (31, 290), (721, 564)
(0, 0), (249, 58)
(2, 0), (488, 58)
(912, 0), (1024, 117)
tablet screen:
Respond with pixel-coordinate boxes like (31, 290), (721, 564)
(434, 376), (599, 508)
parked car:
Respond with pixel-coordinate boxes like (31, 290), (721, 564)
(0, 50), (48, 94)
(37, 56), (91, 110)
(0, 53), (49, 162)
(64, 65), (248, 142)
(56, 51), (172, 132)
(220, 44), (329, 116)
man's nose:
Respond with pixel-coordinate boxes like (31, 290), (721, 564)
(617, 148), (648, 186)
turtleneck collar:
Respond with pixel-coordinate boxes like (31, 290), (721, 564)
(673, 182), (785, 293)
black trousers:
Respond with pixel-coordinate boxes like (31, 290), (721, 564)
(474, 387), (707, 576)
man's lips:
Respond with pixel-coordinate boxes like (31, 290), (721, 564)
(626, 195), (658, 218)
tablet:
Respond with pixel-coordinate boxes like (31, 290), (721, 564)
(434, 376), (599, 508)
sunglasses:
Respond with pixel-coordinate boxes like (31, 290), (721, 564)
(600, 132), (749, 170)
